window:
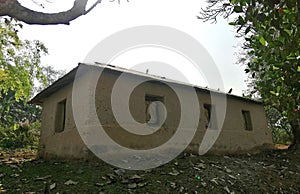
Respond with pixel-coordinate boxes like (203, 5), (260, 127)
(242, 110), (253, 131)
(145, 95), (165, 126)
(55, 99), (67, 133)
(204, 104), (217, 129)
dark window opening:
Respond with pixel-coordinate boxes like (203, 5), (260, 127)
(204, 104), (217, 129)
(55, 99), (67, 133)
(145, 95), (165, 126)
(242, 110), (253, 131)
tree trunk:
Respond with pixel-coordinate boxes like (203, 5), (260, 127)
(289, 119), (300, 151)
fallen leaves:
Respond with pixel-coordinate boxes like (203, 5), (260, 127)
(64, 179), (78, 185)
(127, 183), (137, 189)
(35, 175), (52, 181)
(168, 169), (180, 176)
(49, 183), (56, 190)
(0, 149), (300, 193)
(0, 150), (36, 164)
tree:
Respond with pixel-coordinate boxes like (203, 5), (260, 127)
(0, 17), (66, 124)
(0, 65), (66, 126)
(198, 0), (300, 150)
(0, 90), (41, 125)
(34, 65), (66, 94)
(0, 17), (47, 102)
(266, 106), (293, 144)
(0, 14), (69, 119)
(0, 17), (46, 126)
(243, 74), (294, 144)
(0, 17), (48, 149)
(0, 0), (128, 25)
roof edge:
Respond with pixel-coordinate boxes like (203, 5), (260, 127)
(29, 62), (263, 105)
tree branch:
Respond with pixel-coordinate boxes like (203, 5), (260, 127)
(197, 0), (233, 23)
(0, 0), (102, 25)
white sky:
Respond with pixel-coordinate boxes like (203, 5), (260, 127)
(18, 0), (247, 95)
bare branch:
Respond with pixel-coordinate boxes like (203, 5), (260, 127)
(0, 0), (102, 25)
(197, 0), (233, 23)
(85, 0), (102, 15)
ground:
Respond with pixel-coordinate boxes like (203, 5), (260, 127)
(0, 147), (299, 193)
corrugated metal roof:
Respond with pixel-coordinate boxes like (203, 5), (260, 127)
(29, 62), (262, 105)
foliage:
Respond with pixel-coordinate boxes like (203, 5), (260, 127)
(272, 127), (292, 145)
(199, 0), (300, 147)
(34, 65), (66, 94)
(244, 79), (293, 144)
(0, 64), (65, 150)
(0, 90), (42, 149)
(0, 121), (40, 149)
(0, 17), (46, 149)
(0, 17), (48, 101)
(0, 90), (41, 126)
(266, 106), (293, 144)
(0, 16), (67, 150)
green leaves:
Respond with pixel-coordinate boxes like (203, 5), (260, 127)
(201, 0), (300, 124)
(230, 0), (238, 4)
(233, 6), (243, 13)
(0, 17), (48, 108)
(284, 29), (292, 36)
(276, 86), (281, 93)
(245, 26), (251, 35)
(237, 16), (245, 25)
(258, 35), (266, 46)
(198, 0), (300, 142)
(257, 13), (267, 22)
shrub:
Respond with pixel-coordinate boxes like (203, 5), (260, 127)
(0, 121), (40, 149)
(266, 106), (293, 145)
(271, 127), (293, 145)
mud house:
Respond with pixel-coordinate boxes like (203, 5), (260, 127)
(30, 63), (273, 159)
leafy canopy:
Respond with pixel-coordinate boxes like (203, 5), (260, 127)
(0, 17), (48, 101)
(199, 0), (300, 123)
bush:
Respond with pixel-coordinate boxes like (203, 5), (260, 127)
(266, 106), (293, 145)
(0, 121), (40, 149)
(271, 127), (293, 145)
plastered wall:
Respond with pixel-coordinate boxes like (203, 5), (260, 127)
(38, 68), (273, 159)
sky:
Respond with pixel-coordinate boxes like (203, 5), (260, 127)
(18, 0), (247, 96)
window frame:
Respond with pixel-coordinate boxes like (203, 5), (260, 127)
(203, 103), (218, 129)
(242, 110), (253, 131)
(145, 94), (165, 126)
(55, 99), (67, 133)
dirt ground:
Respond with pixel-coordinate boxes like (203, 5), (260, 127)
(0, 147), (299, 193)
